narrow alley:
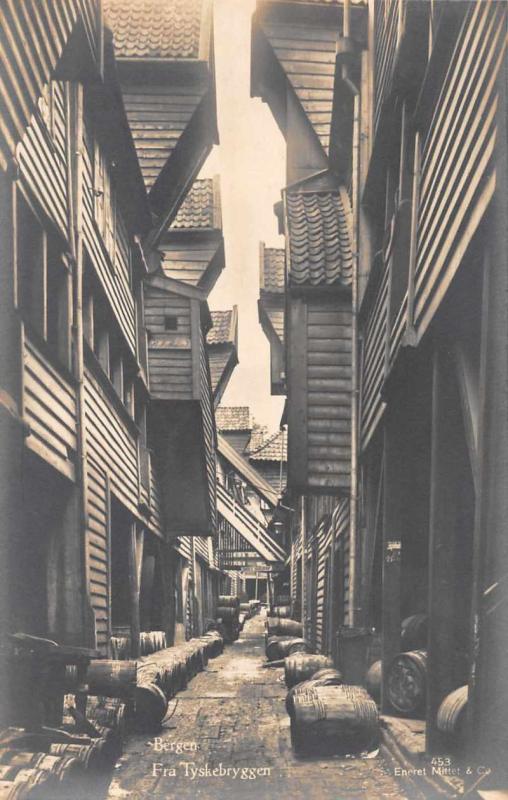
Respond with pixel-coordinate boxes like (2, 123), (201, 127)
(108, 614), (406, 800)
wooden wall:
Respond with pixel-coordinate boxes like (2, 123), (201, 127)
(0, 0), (101, 171)
(360, 268), (389, 452)
(199, 324), (217, 535)
(23, 336), (77, 482)
(413, 0), (506, 340)
(144, 288), (193, 401)
(288, 293), (352, 490)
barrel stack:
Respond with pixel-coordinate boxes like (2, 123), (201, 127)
(216, 597), (241, 643)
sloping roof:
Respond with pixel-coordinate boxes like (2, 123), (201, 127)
(286, 191), (353, 287)
(249, 428), (287, 462)
(215, 406), (251, 432)
(104, 0), (205, 60)
(217, 435), (279, 506)
(261, 247), (285, 293)
(171, 179), (220, 230)
(207, 309), (235, 345)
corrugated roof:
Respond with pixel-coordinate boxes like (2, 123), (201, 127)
(249, 428), (287, 462)
(171, 179), (219, 230)
(262, 247), (285, 293)
(207, 310), (235, 345)
(217, 435), (279, 506)
(216, 407), (252, 432)
(286, 191), (353, 287)
(104, 0), (205, 60)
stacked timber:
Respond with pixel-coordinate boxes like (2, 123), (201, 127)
(365, 660), (382, 702)
(386, 650), (427, 716)
(437, 686), (468, 748)
(265, 637), (310, 662)
(284, 654), (334, 688)
(266, 618), (303, 639)
(286, 668), (343, 714)
(290, 685), (379, 755)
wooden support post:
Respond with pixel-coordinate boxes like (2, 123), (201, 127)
(128, 524), (141, 658)
(380, 421), (402, 714)
(469, 71), (508, 784)
(426, 345), (463, 753)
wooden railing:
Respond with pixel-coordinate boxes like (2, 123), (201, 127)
(217, 482), (286, 563)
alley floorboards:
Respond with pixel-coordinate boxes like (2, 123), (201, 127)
(107, 615), (406, 800)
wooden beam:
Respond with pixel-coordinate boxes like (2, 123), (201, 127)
(380, 421), (402, 714)
(287, 297), (308, 487)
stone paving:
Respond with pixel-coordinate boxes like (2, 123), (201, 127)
(107, 614), (407, 800)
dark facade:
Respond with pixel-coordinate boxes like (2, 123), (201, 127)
(253, 0), (508, 784)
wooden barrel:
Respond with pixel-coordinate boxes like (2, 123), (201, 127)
(284, 654), (334, 688)
(286, 669), (343, 714)
(0, 768), (53, 798)
(86, 660), (137, 698)
(291, 685), (379, 755)
(110, 637), (130, 661)
(437, 685), (468, 744)
(134, 684), (168, 730)
(401, 614), (428, 650)
(239, 603), (251, 615)
(366, 660), (382, 702)
(386, 650), (427, 715)
(265, 637), (310, 662)
(266, 618), (303, 639)
(272, 606), (291, 619)
(216, 606), (239, 621)
(218, 596), (239, 608)
(85, 696), (127, 739)
(0, 753), (82, 783)
(49, 740), (107, 772)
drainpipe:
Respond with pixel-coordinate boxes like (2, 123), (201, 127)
(338, 1), (361, 628)
(66, 83), (94, 647)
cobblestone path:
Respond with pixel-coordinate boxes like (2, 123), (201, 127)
(107, 615), (407, 800)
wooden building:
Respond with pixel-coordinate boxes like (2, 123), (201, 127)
(253, 0), (508, 784)
(0, 0), (225, 706)
(215, 405), (253, 455)
(206, 308), (239, 408)
(252, 0), (356, 656)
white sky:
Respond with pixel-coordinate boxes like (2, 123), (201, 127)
(199, 0), (286, 432)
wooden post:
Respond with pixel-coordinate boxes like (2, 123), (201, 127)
(468, 69), (508, 783)
(380, 421), (402, 714)
(300, 496), (307, 638)
(426, 345), (463, 753)
(128, 524), (141, 658)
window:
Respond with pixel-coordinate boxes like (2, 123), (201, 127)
(16, 191), (71, 369)
(164, 315), (178, 331)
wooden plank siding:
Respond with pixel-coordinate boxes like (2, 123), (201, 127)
(16, 81), (68, 239)
(413, 0), (506, 340)
(261, 19), (338, 154)
(82, 122), (137, 356)
(0, 0), (100, 170)
(360, 268), (389, 452)
(23, 335), (77, 480)
(144, 288), (193, 400)
(306, 297), (352, 490)
(161, 238), (221, 287)
(199, 325), (217, 535)
(85, 457), (109, 652)
(373, 0), (402, 135)
(120, 82), (207, 191)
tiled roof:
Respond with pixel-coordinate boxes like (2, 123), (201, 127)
(247, 425), (269, 453)
(172, 179), (219, 230)
(104, 0), (205, 60)
(249, 429), (287, 462)
(216, 407), (252, 432)
(262, 247), (285, 293)
(207, 310), (235, 345)
(286, 191), (353, 287)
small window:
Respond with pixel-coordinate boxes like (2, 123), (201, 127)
(164, 315), (178, 331)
